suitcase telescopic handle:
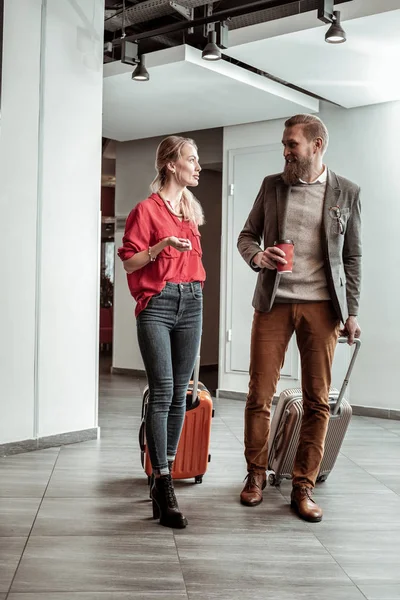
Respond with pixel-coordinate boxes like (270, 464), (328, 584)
(191, 354), (200, 405)
(332, 337), (361, 415)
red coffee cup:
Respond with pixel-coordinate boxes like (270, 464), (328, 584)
(274, 239), (294, 273)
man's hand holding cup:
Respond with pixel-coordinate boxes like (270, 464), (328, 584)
(253, 240), (294, 272)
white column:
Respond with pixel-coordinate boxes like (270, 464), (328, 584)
(0, 0), (104, 445)
(36, 0), (103, 437)
(0, 0), (42, 443)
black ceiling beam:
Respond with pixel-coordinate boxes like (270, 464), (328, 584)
(112, 0), (300, 44)
(104, 0), (138, 23)
(112, 0), (350, 45)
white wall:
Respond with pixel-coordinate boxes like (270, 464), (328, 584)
(36, 0), (104, 436)
(320, 101), (400, 412)
(113, 128), (223, 372)
(113, 230), (143, 371)
(220, 100), (400, 411)
(0, 0), (104, 443)
(0, 0), (42, 443)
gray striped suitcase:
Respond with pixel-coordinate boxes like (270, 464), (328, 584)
(267, 337), (361, 486)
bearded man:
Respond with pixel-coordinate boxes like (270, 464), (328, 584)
(237, 114), (362, 522)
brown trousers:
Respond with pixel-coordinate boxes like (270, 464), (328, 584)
(245, 302), (340, 487)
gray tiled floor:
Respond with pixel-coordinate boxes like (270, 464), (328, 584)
(1, 368), (400, 599)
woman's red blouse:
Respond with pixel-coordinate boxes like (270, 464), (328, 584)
(118, 193), (206, 316)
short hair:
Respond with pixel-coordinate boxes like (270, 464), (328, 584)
(284, 114), (329, 153)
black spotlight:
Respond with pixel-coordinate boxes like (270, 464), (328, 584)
(132, 56), (149, 81)
(202, 31), (221, 61)
(325, 10), (346, 44)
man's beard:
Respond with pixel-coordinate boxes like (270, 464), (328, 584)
(282, 156), (313, 185)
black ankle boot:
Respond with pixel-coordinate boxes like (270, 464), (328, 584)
(149, 461), (174, 499)
(151, 474), (188, 529)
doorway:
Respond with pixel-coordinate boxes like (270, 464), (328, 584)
(194, 167), (222, 394)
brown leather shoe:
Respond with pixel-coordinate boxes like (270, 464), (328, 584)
(240, 471), (266, 507)
(291, 485), (323, 522)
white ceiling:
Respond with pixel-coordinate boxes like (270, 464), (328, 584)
(103, 45), (318, 141)
(226, 7), (400, 108)
(228, 0), (400, 46)
(102, 0), (400, 141)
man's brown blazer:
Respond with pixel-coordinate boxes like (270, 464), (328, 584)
(237, 169), (362, 323)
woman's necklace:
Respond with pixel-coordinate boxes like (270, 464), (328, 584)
(158, 191), (183, 218)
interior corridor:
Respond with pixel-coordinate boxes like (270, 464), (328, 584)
(0, 367), (399, 599)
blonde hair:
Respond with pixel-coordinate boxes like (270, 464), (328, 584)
(285, 114), (329, 153)
(150, 136), (205, 226)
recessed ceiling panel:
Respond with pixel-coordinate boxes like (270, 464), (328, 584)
(225, 9), (400, 108)
(103, 45), (318, 141)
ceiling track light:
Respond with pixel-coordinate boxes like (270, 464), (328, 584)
(325, 11), (346, 44)
(318, 0), (346, 44)
(202, 30), (221, 61)
(132, 55), (150, 81)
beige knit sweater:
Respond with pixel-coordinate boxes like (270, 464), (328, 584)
(275, 182), (331, 303)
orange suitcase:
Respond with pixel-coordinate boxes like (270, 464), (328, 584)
(139, 357), (214, 483)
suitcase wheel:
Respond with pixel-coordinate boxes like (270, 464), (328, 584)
(195, 475), (203, 484)
(267, 472), (282, 487)
(317, 475), (328, 483)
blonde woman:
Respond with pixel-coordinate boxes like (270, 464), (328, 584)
(118, 136), (205, 529)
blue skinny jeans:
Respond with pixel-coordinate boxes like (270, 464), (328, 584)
(137, 282), (203, 475)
